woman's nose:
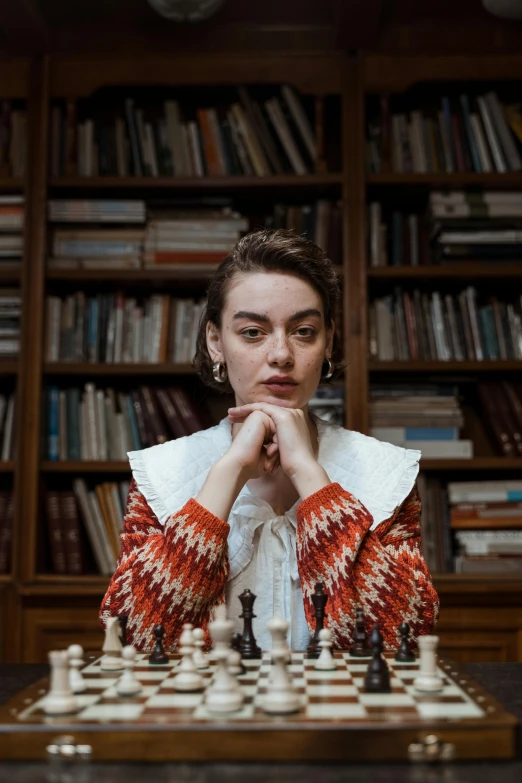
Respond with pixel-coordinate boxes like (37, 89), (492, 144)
(267, 334), (293, 364)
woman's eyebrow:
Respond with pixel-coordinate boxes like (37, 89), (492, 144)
(232, 308), (322, 322)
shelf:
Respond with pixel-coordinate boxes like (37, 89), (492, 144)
(47, 268), (216, 282)
(368, 264), (522, 279)
(367, 172), (522, 187)
(433, 574), (522, 596)
(0, 267), (21, 283)
(43, 362), (197, 375)
(0, 574), (11, 584)
(369, 360), (522, 372)
(49, 174), (343, 189)
(0, 178), (24, 191)
(42, 460), (129, 472)
(0, 360), (18, 375)
(0, 461), (14, 472)
(22, 575), (109, 596)
(420, 458), (522, 471)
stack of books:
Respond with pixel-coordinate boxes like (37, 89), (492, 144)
(369, 286), (522, 361)
(0, 101), (26, 177)
(50, 85), (317, 178)
(0, 196), (24, 269)
(367, 90), (522, 174)
(45, 480), (129, 576)
(368, 204), (427, 267)
(44, 383), (207, 461)
(45, 293), (207, 364)
(144, 207), (248, 270)
(430, 191), (522, 263)
(48, 224), (145, 270)
(450, 480), (522, 574)
(370, 384), (472, 458)
(0, 289), (21, 357)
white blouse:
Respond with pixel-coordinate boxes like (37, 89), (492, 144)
(225, 485), (307, 651)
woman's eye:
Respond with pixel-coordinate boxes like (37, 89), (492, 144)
(242, 328), (261, 338)
(296, 327), (316, 337)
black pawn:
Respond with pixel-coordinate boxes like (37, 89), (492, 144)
(307, 582), (328, 659)
(349, 606), (371, 657)
(231, 632), (242, 652)
(364, 624), (391, 693)
(148, 624), (169, 665)
(395, 622), (416, 662)
(117, 614), (128, 647)
(238, 589), (262, 659)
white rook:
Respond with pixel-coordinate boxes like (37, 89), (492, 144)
(44, 650), (78, 715)
(414, 635), (443, 693)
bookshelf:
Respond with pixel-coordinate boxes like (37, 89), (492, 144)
(1, 51), (521, 664)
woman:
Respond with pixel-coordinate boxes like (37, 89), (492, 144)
(100, 229), (439, 652)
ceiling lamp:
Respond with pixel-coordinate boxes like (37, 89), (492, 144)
(482, 0), (522, 20)
(146, 0), (224, 22)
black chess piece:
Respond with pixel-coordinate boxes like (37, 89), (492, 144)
(395, 622), (416, 662)
(307, 582), (328, 659)
(117, 614), (128, 647)
(238, 589), (262, 659)
(349, 606), (371, 657)
(364, 624), (391, 693)
(148, 624), (169, 665)
(231, 632), (242, 652)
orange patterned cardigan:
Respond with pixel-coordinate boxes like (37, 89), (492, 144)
(100, 480), (439, 652)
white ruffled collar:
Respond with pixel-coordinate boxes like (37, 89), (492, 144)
(128, 413), (420, 533)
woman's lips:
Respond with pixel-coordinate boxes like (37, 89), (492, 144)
(263, 382), (298, 392)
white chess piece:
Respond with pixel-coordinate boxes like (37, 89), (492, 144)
(205, 605), (244, 713)
(101, 616), (124, 671)
(227, 648), (244, 676)
(68, 644), (87, 693)
(263, 617), (300, 715)
(44, 650), (79, 715)
(116, 645), (142, 696)
(192, 627), (209, 670)
(173, 623), (205, 692)
(414, 635), (443, 692)
(314, 628), (337, 671)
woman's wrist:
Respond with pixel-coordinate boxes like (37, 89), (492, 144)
(290, 461), (331, 501)
(194, 455), (249, 522)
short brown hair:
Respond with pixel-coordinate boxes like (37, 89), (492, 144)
(194, 228), (345, 394)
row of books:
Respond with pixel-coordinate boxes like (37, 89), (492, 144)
(0, 491), (13, 574)
(50, 85), (317, 178)
(0, 102), (26, 178)
(367, 91), (522, 174)
(369, 287), (522, 361)
(47, 199), (342, 271)
(449, 480), (522, 575)
(45, 293), (207, 364)
(368, 191), (522, 267)
(44, 384), (206, 461)
(45, 480), (128, 576)
(369, 384), (471, 459)
(477, 382), (522, 459)
(0, 289), (21, 357)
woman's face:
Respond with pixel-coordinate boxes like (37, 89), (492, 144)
(207, 271), (334, 410)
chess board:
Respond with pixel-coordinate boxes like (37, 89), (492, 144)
(0, 651), (517, 762)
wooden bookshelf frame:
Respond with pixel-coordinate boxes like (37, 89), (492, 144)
(0, 50), (520, 662)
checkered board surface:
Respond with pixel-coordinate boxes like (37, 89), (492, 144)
(15, 651), (489, 725)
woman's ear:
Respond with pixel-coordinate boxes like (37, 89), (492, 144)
(206, 320), (223, 363)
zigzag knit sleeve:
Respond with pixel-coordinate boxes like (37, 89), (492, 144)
(100, 478), (230, 652)
(296, 482), (439, 650)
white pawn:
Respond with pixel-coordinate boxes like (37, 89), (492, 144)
(101, 616), (124, 671)
(173, 623), (204, 692)
(263, 617), (300, 715)
(68, 644), (87, 693)
(205, 605), (244, 713)
(227, 648), (244, 676)
(116, 645), (142, 696)
(192, 628), (209, 670)
(414, 635), (443, 693)
(314, 628), (337, 671)
(44, 650), (78, 715)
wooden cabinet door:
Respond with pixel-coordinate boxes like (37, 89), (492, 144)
(22, 607), (104, 662)
(437, 606), (522, 663)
